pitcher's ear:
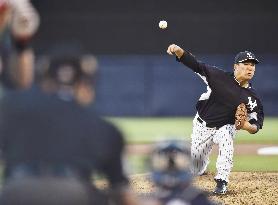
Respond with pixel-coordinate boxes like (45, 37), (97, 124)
(233, 64), (238, 71)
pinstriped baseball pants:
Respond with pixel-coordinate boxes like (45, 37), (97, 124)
(191, 114), (236, 182)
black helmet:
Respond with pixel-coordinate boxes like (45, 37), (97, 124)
(150, 140), (192, 189)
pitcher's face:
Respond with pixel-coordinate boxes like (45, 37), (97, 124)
(234, 61), (256, 81)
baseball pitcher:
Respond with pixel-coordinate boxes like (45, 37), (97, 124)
(167, 44), (264, 194)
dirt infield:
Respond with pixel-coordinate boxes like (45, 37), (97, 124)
(126, 144), (278, 204)
(130, 172), (278, 205)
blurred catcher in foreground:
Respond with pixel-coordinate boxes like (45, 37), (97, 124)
(167, 44), (264, 195)
(144, 140), (215, 205)
(0, 53), (139, 205)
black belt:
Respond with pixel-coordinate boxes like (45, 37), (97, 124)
(197, 117), (221, 130)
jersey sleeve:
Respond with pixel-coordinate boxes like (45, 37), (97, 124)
(176, 51), (223, 85)
(248, 97), (264, 133)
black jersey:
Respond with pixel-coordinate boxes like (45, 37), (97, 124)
(0, 86), (128, 187)
(177, 52), (264, 131)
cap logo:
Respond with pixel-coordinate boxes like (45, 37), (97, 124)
(247, 52), (253, 59)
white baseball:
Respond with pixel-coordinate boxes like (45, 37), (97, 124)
(159, 20), (167, 29)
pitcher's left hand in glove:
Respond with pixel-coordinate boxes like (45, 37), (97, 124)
(235, 103), (248, 130)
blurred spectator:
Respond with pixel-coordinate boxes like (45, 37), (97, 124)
(144, 140), (215, 205)
(0, 0), (39, 90)
(0, 52), (139, 205)
(37, 52), (98, 106)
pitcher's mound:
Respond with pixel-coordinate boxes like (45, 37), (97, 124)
(130, 172), (278, 205)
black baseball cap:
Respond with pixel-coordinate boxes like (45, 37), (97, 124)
(234, 51), (259, 64)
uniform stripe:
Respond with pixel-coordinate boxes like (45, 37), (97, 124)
(196, 73), (212, 101)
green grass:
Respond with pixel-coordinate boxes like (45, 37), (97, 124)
(126, 155), (278, 174)
(207, 155), (278, 172)
(235, 117), (278, 144)
(107, 117), (278, 144)
(107, 117), (192, 144)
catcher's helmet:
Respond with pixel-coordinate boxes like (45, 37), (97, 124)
(150, 140), (192, 189)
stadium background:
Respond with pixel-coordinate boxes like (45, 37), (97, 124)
(31, 0), (278, 117)
(3, 1), (276, 204)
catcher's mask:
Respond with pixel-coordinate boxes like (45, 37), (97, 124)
(150, 140), (192, 189)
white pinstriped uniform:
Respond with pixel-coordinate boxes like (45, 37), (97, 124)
(176, 51), (263, 185)
(191, 114), (236, 182)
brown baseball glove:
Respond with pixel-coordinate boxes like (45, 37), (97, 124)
(235, 103), (248, 130)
